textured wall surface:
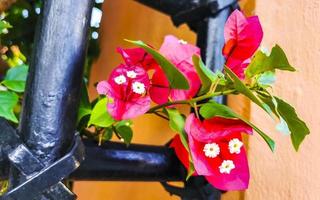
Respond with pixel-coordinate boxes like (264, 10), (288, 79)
(245, 0), (320, 199)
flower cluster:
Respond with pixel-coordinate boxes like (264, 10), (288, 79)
(98, 35), (201, 120)
(93, 9), (309, 192)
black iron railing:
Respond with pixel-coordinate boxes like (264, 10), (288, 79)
(0, 1), (237, 199)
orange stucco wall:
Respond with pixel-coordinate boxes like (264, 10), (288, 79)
(73, 0), (319, 199)
(244, 1), (320, 199)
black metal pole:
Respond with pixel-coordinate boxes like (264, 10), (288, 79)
(9, 0), (93, 198)
(70, 140), (184, 182)
(196, 0), (236, 104)
(134, 0), (197, 16)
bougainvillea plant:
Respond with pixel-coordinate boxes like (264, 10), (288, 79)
(83, 9), (310, 191)
(0, 9), (310, 192)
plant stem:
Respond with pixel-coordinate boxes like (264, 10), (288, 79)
(153, 111), (169, 120)
(147, 89), (236, 113)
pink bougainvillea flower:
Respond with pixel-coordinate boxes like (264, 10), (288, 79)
(149, 35), (201, 104)
(117, 47), (159, 71)
(223, 9), (263, 79)
(97, 64), (151, 120)
(171, 113), (253, 191)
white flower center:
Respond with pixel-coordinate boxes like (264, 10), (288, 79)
(228, 138), (243, 154)
(203, 143), (220, 158)
(132, 81), (146, 94)
(126, 70), (137, 78)
(178, 39), (187, 45)
(114, 75), (126, 85)
(219, 160), (235, 174)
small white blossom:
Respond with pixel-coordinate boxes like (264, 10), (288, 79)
(178, 39), (187, 45)
(228, 138), (243, 154)
(132, 81), (146, 94)
(35, 7), (41, 14)
(114, 75), (126, 85)
(203, 143), (220, 158)
(22, 9), (29, 19)
(126, 70), (137, 78)
(91, 31), (99, 40)
(219, 160), (235, 174)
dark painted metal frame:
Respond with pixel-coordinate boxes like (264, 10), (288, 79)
(0, 0), (237, 199)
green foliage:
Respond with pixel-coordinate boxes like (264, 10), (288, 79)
(225, 66), (272, 115)
(0, 20), (12, 34)
(165, 108), (189, 152)
(165, 108), (195, 178)
(192, 55), (226, 95)
(77, 82), (92, 123)
(102, 127), (113, 141)
(126, 40), (190, 90)
(115, 123), (133, 145)
(88, 97), (114, 127)
(257, 71), (276, 87)
(274, 97), (310, 151)
(257, 91), (309, 150)
(0, 91), (19, 123)
(2, 64), (28, 92)
(245, 45), (296, 78)
(200, 101), (275, 152)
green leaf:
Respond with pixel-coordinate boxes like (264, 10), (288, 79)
(0, 91), (19, 123)
(125, 40), (189, 90)
(225, 66), (272, 114)
(256, 91), (279, 119)
(102, 127), (113, 141)
(165, 108), (189, 152)
(115, 124), (133, 145)
(77, 82), (91, 123)
(274, 97), (310, 151)
(88, 97), (114, 127)
(245, 45), (296, 78)
(257, 71), (276, 87)
(186, 162), (195, 180)
(0, 20), (11, 34)
(2, 64), (28, 92)
(200, 101), (275, 151)
(165, 108), (196, 180)
(192, 55), (216, 95)
(116, 120), (133, 127)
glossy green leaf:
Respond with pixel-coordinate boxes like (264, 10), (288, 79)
(274, 97), (310, 151)
(200, 101), (275, 152)
(115, 124), (133, 145)
(102, 127), (113, 141)
(225, 66), (272, 115)
(2, 64), (28, 92)
(0, 91), (19, 123)
(77, 83), (91, 123)
(125, 40), (189, 90)
(88, 97), (114, 127)
(192, 55), (216, 95)
(165, 108), (189, 152)
(245, 45), (296, 78)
